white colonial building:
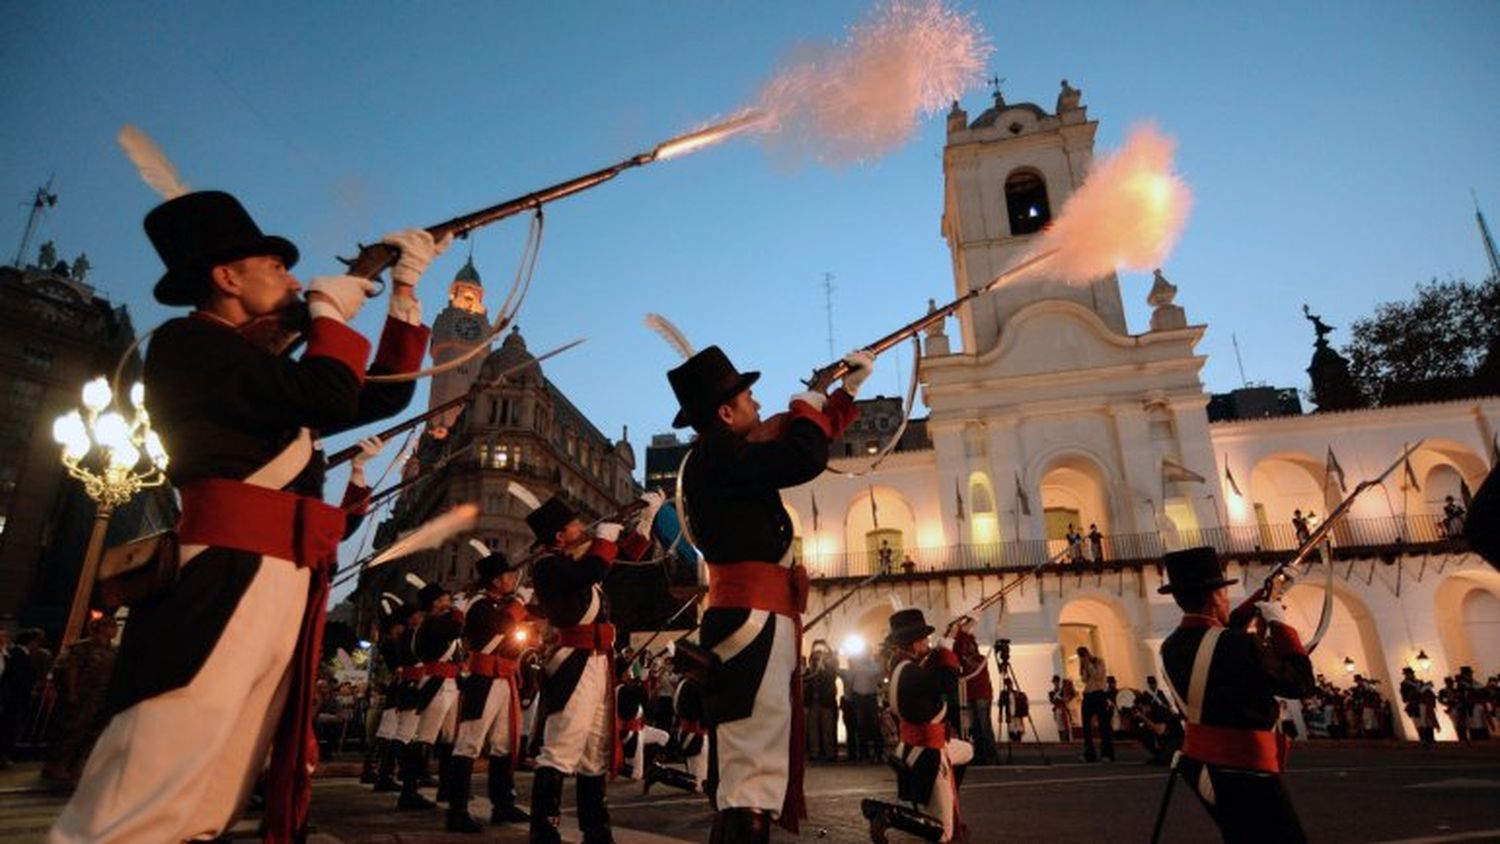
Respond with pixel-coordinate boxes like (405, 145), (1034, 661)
(785, 83), (1500, 742)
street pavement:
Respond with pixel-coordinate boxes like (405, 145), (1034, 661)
(2, 742), (1499, 842)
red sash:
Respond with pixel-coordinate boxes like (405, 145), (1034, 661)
(705, 560), (810, 833)
(678, 719), (707, 736)
(899, 720), (947, 749)
(620, 717), (645, 734)
(177, 478), (344, 844)
(397, 666), (423, 681)
(556, 623), (616, 652)
(1183, 724), (1286, 773)
(467, 652), (519, 679)
(424, 662), (459, 680)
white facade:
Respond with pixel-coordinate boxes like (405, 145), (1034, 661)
(790, 83), (1500, 742)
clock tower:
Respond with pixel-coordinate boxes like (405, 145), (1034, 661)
(427, 256), (489, 432)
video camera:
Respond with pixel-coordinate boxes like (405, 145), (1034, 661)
(994, 638), (1012, 664)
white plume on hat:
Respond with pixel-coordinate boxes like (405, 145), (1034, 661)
(506, 481), (542, 512)
(644, 313), (695, 360)
(117, 125), (190, 200)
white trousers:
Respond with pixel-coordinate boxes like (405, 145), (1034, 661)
(536, 653), (612, 776)
(415, 679), (459, 744)
(622, 726), (669, 780)
(375, 707), (400, 741)
(922, 739), (973, 843)
(714, 613), (795, 816)
(454, 677), (516, 759)
(50, 555), (309, 844)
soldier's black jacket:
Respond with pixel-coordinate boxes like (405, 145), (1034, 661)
(681, 391), (857, 722)
(458, 591), (527, 721)
(673, 678), (707, 757)
(109, 314), (427, 715)
(1160, 619), (1315, 747)
(414, 608), (465, 710)
(889, 647), (960, 805)
(393, 626), (424, 712)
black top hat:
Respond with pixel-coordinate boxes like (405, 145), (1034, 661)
(417, 583), (447, 610)
(526, 496), (579, 550)
(667, 346), (760, 429)
(1158, 546), (1239, 595)
(886, 608), (935, 646)
(144, 191), (300, 306)
(476, 550), (520, 584)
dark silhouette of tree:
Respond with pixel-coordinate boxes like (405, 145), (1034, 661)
(1344, 276), (1500, 404)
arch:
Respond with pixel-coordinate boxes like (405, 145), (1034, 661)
(1248, 452), (1326, 544)
(1434, 569), (1500, 677)
(845, 486), (917, 575)
(1409, 439), (1488, 516)
(968, 470), (1001, 546)
(1283, 580), (1393, 689)
(1004, 167), (1051, 235)
(1037, 451), (1112, 557)
(1057, 596), (1141, 689)
(783, 501), (805, 565)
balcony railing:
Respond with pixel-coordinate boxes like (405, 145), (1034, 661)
(804, 514), (1466, 581)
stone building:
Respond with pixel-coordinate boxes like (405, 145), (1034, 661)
(780, 83), (1499, 742)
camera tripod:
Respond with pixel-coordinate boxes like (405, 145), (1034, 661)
(993, 650), (1049, 765)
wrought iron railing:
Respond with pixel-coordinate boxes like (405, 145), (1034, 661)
(804, 514), (1466, 581)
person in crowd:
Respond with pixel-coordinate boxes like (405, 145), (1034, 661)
(1076, 647), (1113, 762)
(43, 617), (119, 785)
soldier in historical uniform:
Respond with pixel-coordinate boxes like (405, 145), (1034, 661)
(50, 191), (445, 844)
(369, 595), (420, 793)
(527, 494), (657, 844)
(1157, 547), (1316, 844)
(644, 673), (709, 795)
(445, 550), (533, 832)
(1399, 667), (1439, 743)
(669, 345), (869, 843)
(396, 583), (464, 811)
(861, 609), (972, 843)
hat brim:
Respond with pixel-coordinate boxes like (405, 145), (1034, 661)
(672, 371), (761, 429)
(886, 624), (935, 646)
(152, 234), (299, 306)
(1157, 576), (1238, 595)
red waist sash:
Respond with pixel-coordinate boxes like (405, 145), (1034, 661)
(178, 478), (345, 568)
(706, 561), (808, 616)
(424, 662), (459, 680)
(1183, 724), (1285, 773)
(679, 719), (706, 736)
(899, 720), (947, 749)
(397, 666), (424, 681)
(557, 622), (615, 652)
(467, 652), (519, 678)
(620, 717), (645, 733)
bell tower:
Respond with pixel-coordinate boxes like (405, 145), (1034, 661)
(940, 80), (1126, 356)
(427, 256), (489, 431)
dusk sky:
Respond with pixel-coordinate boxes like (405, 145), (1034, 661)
(4, 2), (1498, 594)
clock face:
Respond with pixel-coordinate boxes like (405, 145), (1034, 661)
(455, 315), (484, 341)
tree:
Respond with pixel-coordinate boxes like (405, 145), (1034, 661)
(1344, 276), (1500, 404)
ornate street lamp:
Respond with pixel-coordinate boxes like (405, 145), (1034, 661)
(1416, 649), (1431, 673)
(52, 376), (168, 647)
(1343, 656), (1356, 675)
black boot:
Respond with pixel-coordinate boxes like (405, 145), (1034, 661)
(708, 808), (770, 844)
(576, 775), (614, 844)
(434, 741), (454, 801)
(360, 739), (382, 784)
(489, 756), (530, 823)
(643, 763), (698, 796)
(861, 799), (945, 843)
(444, 755), (484, 833)
(528, 766), (565, 844)
(373, 740), (402, 792)
(397, 742), (436, 810)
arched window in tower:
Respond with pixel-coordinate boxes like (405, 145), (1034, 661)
(968, 472), (1000, 547)
(1004, 169), (1051, 236)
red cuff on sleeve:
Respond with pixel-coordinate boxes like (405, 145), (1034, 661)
(617, 532), (652, 561)
(588, 538), (619, 565)
(788, 399), (834, 439)
(305, 317), (372, 384)
(824, 389), (859, 439)
(1267, 621), (1307, 656)
(341, 483), (371, 515)
(372, 317), (431, 374)
(932, 648), (961, 671)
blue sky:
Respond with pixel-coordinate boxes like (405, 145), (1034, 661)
(4, 2), (1498, 592)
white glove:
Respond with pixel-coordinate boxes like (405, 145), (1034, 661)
(594, 522), (623, 543)
(790, 391), (827, 412)
(381, 229), (454, 288)
(1255, 601), (1289, 627)
(636, 490), (666, 537)
(840, 349), (875, 397)
(937, 637), (956, 651)
(515, 586), (534, 604)
(307, 275), (378, 322)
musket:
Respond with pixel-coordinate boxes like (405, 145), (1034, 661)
(325, 338), (584, 468)
(801, 249), (1058, 391)
(803, 569), (887, 630)
(945, 544), (1073, 630)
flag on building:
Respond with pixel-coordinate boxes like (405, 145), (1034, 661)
(1402, 445), (1421, 492)
(954, 477), (966, 521)
(1014, 472), (1031, 516)
(1161, 456), (1206, 484)
(1223, 455), (1243, 497)
(1325, 447), (1348, 494)
(811, 490), (820, 532)
(869, 484), (879, 528)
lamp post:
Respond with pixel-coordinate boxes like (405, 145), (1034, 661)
(52, 376), (168, 648)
